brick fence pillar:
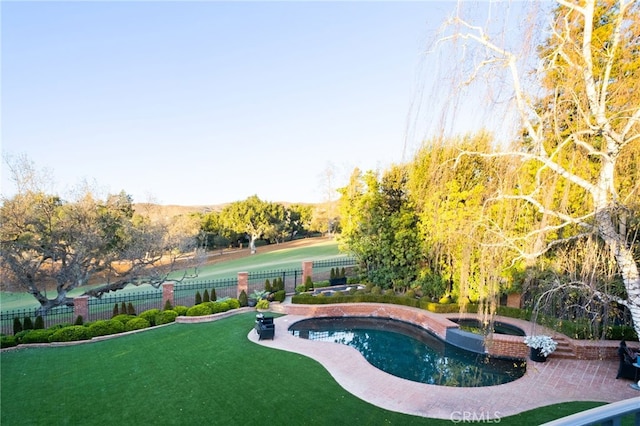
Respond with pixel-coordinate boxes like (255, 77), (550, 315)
(74, 295), (89, 322)
(506, 293), (521, 309)
(302, 261), (313, 285)
(162, 281), (175, 308)
(238, 272), (249, 298)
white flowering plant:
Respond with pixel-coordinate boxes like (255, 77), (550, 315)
(523, 335), (558, 357)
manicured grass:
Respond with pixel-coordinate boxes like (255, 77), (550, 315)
(0, 312), (612, 425)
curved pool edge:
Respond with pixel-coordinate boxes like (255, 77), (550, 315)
(248, 305), (636, 420)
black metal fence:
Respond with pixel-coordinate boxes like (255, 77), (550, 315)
(1, 305), (75, 335)
(0, 256), (358, 335)
(174, 278), (238, 307)
(247, 268), (303, 295)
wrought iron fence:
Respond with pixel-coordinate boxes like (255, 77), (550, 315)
(0, 305), (75, 335)
(89, 289), (164, 321)
(312, 256), (357, 282)
(174, 278), (238, 307)
(247, 268), (302, 295)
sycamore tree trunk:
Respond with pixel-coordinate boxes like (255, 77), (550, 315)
(597, 208), (640, 337)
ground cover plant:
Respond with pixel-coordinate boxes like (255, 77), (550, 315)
(0, 311), (622, 425)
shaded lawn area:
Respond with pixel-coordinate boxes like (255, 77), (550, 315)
(1, 312), (607, 425)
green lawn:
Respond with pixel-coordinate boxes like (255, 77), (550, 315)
(1, 311), (610, 425)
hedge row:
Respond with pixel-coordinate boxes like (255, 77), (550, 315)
(1, 299), (241, 349)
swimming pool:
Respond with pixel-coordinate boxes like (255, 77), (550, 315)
(289, 316), (526, 387)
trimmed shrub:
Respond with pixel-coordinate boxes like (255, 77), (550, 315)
(87, 319), (125, 337)
(226, 298), (240, 310)
(203, 289), (210, 303)
(124, 317), (151, 332)
(34, 316), (45, 330)
(121, 302), (127, 315)
(112, 304), (120, 317)
(340, 267), (346, 278)
(173, 305), (189, 316)
(304, 276), (314, 291)
(21, 329), (55, 344)
(273, 290), (286, 303)
(163, 299), (174, 311)
(239, 290), (248, 307)
(186, 304), (212, 317)
(23, 317), (34, 330)
(155, 310), (178, 325)
(127, 303), (136, 316)
(296, 285), (306, 294)
(330, 268), (336, 280)
(405, 290), (416, 299)
(195, 291), (202, 305)
(74, 315), (84, 326)
(13, 318), (22, 335)
(371, 286), (382, 295)
(1, 335), (17, 348)
(256, 299), (269, 310)
(384, 289), (395, 297)
(264, 279), (272, 293)
(210, 288), (217, 302)
(49, 325), (91, 342)
(111, 314), (136, 325)
(139, 309), (161, 326)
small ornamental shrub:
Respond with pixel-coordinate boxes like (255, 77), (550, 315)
(371, 286), (382, 295)
(265, 279), (272, 293)
(210, 288), (217, 302)
(304, 276), (313, 291)
(13, 318), (22, 335)
(163, 299), (174, 311)
(186, 304), (212, 317)
(21, 329), (55, 344)
(124, 317), (151, 332)
(203, 289), (210, 303)
(256, 299), (269, 310)
(34, 316), (45, 330)
(23, 317), (34, 330)
(49, 325), (91, 342)
(111, 314), (136, 325)
(384, 289), (395, 297)
(273, 290), (286, 303)
(121, 302), (128, 315)
(139, 309), (161, 326)
(155, 310), (178, 325)
(195, 291), (202, 305)
(74, 315), (84, 326)
(340, 267), (346, 278)
(112, 304), (120, 317)
(87, 319), (125, 337)
(226, 298), (240, 310)
(173, 305), (189, 316)
(330, 268), (336, 280)
(296, 285), (306, 294)
(239, 290), (248, 307)
(405, 290), (416, 299)
(127, 303), (136, 315)
(1, 335), (17, 348)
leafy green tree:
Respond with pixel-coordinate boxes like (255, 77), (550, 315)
(221, 195), (280, 253)
(432, 0), (640, 332)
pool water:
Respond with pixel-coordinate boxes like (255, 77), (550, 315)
(289, 317), (526, 387)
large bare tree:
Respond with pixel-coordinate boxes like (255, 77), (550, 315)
(425, 1), (640, 334)
(0, 157), (202, 313)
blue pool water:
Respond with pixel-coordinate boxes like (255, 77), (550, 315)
(289, 317), (526, 387)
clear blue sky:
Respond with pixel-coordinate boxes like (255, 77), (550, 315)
(1, 1), (534, 206)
